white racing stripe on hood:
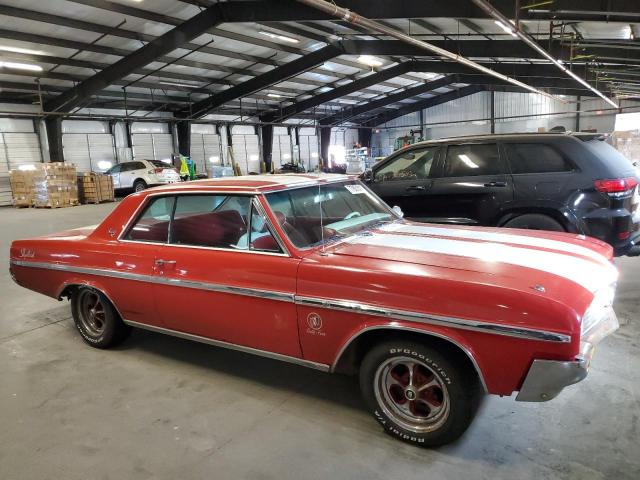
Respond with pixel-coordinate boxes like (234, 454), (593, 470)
(351, 233), (618, 293)
(381, 223), (608, 266)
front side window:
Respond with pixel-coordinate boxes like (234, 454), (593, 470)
(171, 194), (250, 249)
(107, 164), (122, 174)
(504, 143), (573, 174)
(375, 147), (438, 182)
(265, 181), (395, 248)
(444, 144), (501, 177)
(125, 196), (175, 242)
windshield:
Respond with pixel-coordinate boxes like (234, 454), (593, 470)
(265, 180), (395, 248)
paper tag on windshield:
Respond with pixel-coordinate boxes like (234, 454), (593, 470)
(345, 184), (366, 194)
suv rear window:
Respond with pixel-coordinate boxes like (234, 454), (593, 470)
(443, 144), (501, 177)
(504, 143), (573, 174)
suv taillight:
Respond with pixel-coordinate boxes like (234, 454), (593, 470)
(594, 177), (638, 198)
(148, 167), (164, 174)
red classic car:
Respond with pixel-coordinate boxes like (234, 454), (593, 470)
(10, 174), (619, 446)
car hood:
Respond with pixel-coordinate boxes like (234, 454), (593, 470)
(328, 221), (618, 294)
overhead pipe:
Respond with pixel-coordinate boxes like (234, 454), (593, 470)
(293, 0), (566, 103)
(469, 0), (619, 108)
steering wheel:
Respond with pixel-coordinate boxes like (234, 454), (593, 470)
(344, 211), (362, 220)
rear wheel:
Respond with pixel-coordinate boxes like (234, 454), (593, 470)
(502, 213), (564, 232)
(71, 287), (130, 348)
(360, 341), (483, 447)
(133, 179), (147, 192)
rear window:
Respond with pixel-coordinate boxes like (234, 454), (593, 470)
(583, 139), (636, 176)
(150, 160), (172, 168)
(504, 143), (574, 174)
(443, 144), (501, 177)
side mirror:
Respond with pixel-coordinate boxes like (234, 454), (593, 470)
(362, 169), (374, 183)
(392, 205), (404, 218)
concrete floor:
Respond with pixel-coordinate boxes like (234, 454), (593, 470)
(1, 203), (639, 480)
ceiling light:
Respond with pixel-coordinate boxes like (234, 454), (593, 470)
(97, 161), (112, 170)
(209, 156), (220, 163)
(159, 81), (200, 88)
(267, 93), (283, 98)
(0, 61), (42, 72)
(494, 20), (517, 37)
(627, 25), (635, 40)
(0, 46), (47, 56)
(249, 154), (259, 161)
(258, 31), (299, 43)
(358, 55), (384, 68)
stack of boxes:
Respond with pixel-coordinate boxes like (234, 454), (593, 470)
(78, 172), (115, 204)
(8, 170), (35, 207)
(9, 163), (79, 208)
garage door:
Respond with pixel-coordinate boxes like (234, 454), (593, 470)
(191, 133), (222, 177)
(299, 128), (319, 172)
(231, 134), (260, 174)
(62, 133), (116, 172)
(0, 132), (43, 206)
(132, 133), (174, 162)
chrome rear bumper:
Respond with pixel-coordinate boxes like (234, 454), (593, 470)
(516, 308), (618, 402)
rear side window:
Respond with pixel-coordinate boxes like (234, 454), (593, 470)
(504, 143), (573, 174)
(125, 196), (175, 242)
(443, 144), (501, 177)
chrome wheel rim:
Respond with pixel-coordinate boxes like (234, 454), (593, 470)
(373, 356), (450, 433)
(134, 183), (145, 192)
(78, 290), (106, 337)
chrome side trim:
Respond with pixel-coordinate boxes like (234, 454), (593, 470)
(331, 325), (488, 393)
(123, 319), (330, 372)
(11, 260), (295, 303)
(295, 296), (572, 343)
(12, 259), (571, 343)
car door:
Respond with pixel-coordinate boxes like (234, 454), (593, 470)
(120, 162), (145, 189)
(426, 142), (513, 225)
(365, 146), (440, 220)
(151, 193), (302, 358)
(107, 164), (122, 189)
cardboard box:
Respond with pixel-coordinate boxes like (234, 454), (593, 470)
(77, 172), (115, 204)
(10, 162), (79, 208)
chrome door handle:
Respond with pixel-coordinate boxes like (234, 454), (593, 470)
(484, 181), (507, 187)
(155, 259), (176, 266)
(406, 185), (425, 192)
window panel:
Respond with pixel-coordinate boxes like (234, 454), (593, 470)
(444, 144), (501, 177)
(504, 143), (573, 174)
(375, 147), (438, 182)
(125, 196), (174, 243)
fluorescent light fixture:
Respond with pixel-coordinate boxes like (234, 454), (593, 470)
(18, 164), (37, 171)
(249, 154), (259, 161)
(258, 31), (299, 43)
(626, 25), (634, 40)
(0, 61), (42, 72)
(311, 152), (319, 158)
(458, 154), (479, 169)
(159, 80), (200, 88)
(283, 153), (291, 160)
(209, 156), (220, 163)
(358, 55), (384, 68)
(494, 20), (517, 37)
(0, 45), (47, 56)
(97, 161), (112, 170)
(267, 93), (283, 98)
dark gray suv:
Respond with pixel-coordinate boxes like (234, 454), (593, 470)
(364, 133), (640, 256)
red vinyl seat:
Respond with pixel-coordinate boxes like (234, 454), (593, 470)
(172, 210), (246, 248)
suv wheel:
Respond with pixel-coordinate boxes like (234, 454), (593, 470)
(133, 180), (147, 192)
(502, 213), (564, 232)
(360, 341), (483, 447)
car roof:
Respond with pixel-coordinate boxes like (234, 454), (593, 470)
(143, 173), (354, 194)
(407, 132), (607, 146)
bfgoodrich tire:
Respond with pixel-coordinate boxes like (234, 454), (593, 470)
(502, 213), (565, 232)
(71, 287), (131, 349)
(360, 341), (483, 447)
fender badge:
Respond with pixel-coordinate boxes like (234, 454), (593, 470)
(107, 228), (117, 238)
(531, 284), (546, 293)
(306, 313), (326, 336)
(20, 248), (35, 258)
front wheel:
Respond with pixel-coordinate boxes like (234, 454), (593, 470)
(71, 287), (131, 348)
(360, 341), (483, 447)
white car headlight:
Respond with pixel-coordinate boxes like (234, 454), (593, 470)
(581, 284), (616, 338)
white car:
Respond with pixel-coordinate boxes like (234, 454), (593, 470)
(106, 160), (181, 192)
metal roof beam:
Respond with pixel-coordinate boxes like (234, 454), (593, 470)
(45, 5), (227, 112)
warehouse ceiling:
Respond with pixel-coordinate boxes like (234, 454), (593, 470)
(0, 0), (638, 126)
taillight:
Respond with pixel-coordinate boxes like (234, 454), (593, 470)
(148, 167), (164, 174)
(594, 177), (638, 198)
